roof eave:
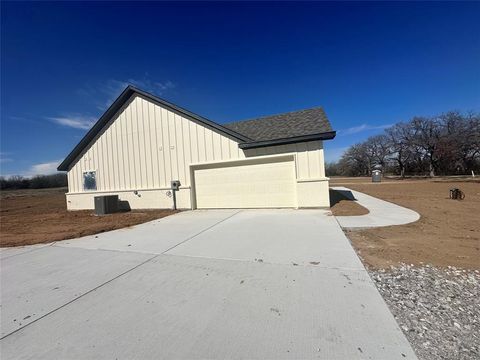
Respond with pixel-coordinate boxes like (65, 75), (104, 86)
(57, 85), (251, 171)
(57, 86), (134, 171)
(238, 131), (336, 150)
(131, 87), (251, 143)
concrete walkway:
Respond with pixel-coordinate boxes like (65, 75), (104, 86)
(332, 186), (420, 229)
(1, 210), (417, 360)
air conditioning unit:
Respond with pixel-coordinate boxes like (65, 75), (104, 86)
(94, 195), (119, 215)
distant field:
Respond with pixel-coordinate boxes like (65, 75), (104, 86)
(330, 177), (480, 270)
(0, 188), (176, 247)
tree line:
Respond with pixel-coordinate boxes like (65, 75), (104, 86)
(327, 111), (480, 177)
(0, 173), (67, 190)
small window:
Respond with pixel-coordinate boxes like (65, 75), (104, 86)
(83, 171), (97, 191)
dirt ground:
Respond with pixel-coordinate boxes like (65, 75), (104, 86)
(0, 188), (176, 247)
(329, 189), (369, 216)
(330, 177), (480, 270)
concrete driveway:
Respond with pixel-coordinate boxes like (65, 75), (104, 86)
(1, 210), (417, 359)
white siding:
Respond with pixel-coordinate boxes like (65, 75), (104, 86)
(243, 141), (326, 181)
(68, 95), (247, 193)
(67, 94), (327, 206)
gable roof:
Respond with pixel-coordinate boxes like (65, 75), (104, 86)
(57, 86), (251, 171)
(58, 86), (336, 171)
(224, 107), (335, 149)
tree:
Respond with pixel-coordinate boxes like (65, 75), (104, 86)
(325, 162), (340, 177)
(410, 116), (442, 176)
(385, 123), (414, 177)
(329, 110), (480, 177)
(367, 134), (390, 169)
(338, 143), (371, 176)
(0, 173), (67, 190)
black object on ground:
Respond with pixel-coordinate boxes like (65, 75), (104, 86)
(449, 188), (465, 200)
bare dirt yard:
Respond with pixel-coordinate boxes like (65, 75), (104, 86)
(330, 177), (480, 270)
(329, 188), (369, 216)
(0, 188), (176, 247)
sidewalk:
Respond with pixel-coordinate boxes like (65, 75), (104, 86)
(332, 186), (420, 229)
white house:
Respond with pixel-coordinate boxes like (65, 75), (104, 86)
(58, 86), (336, 210)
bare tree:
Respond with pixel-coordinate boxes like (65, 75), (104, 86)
(410, 116), (442, 177)
(452, 112), (480, 173)
(385, 123), (415, 177)
(331, 111), (479, 177)
(367, 134), (391, 169)
(338, 143), (371, 176)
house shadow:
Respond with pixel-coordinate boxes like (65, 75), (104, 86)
(329, 188), (357, 207)
(118, 200), (131, 212)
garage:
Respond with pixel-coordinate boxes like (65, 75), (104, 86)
(193, 156), (296, 209)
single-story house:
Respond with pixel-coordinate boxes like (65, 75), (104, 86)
(58, 86), (336, 210)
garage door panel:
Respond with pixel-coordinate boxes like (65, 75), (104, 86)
(194, 160), (295, 209)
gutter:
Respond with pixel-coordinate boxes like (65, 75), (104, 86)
(238, 131), (336, 149)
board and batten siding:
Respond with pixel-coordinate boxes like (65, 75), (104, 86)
(67, 95), (246, 193)
(243, 141), (326, 181)
(66, 94), (329, 209)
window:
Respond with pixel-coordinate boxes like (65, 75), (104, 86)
(83, 171), (97, 191)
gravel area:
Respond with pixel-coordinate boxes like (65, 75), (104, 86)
(369, 264), (479, 360)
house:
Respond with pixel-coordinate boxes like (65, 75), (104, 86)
(58, 86), (336, 210)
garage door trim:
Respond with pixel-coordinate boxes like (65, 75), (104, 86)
(189, 154), (297, 209)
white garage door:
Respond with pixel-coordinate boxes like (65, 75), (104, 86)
(193, 158), (296, 209)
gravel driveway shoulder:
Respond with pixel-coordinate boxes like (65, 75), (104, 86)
(369, 264), (479, 360)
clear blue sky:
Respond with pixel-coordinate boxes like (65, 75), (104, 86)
(1, 1), (479, 176)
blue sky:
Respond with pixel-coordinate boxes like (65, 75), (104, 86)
(1, 1), (479, 176)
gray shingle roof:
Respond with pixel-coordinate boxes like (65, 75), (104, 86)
(224, 107), (334, 142)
